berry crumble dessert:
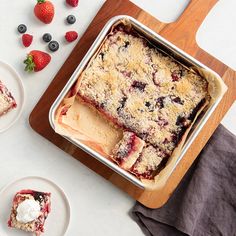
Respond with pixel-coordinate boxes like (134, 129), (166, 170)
(55, 19), (214, 184)
(8, 189), (51, 236)
(0, 80), (17, 117)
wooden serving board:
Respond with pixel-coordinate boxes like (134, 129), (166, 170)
(30, 0), (236, 208)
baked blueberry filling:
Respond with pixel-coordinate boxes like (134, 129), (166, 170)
(188, 98), (206, 121)
(156, 96), (165, 109)
(131, 81), (147, 92)
(171, 70), (183, 82)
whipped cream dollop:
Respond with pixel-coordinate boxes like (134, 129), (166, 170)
(16, 199), (41, 223)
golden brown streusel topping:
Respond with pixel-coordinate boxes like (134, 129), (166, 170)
(77, 29), (209, 155)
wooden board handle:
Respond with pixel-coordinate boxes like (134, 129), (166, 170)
(160, 0), (218, 55)
(176, 0), (218, 28)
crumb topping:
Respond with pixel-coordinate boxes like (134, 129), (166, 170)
(77, 29), (209, 153)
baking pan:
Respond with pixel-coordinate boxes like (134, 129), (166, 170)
(49, 15), (227, 190)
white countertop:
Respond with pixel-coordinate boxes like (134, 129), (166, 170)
(0, 0), (235, 235)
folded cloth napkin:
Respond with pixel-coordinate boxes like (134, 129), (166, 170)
(132, 125), (236, 236)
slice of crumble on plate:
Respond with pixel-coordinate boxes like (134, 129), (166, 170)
(0, 80), (17, 117)
(8, 189), (51, 236)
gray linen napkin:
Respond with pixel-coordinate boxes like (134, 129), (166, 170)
(132, 125), (236, 236)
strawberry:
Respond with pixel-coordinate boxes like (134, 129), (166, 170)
(24, 50), (51, 72)
(65, 31), (78, 42)
(66, 0), (79, 7)
(22, 34), (33, 47)
(34, 0), (55, 24)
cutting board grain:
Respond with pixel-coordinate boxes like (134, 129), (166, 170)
(29, 0), (236, 208)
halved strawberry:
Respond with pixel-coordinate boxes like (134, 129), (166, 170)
(24, 50), (51, 72)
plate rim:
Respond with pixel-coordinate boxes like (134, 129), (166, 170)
(0, 175), (71, 236)
(0, 60), (25, 133)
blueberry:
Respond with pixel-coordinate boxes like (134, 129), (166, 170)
(117, 97), (127, 113)
(67, 15), (76, 24)
(43, 33), (52, 43)
(131, 81), (147, 92)
(17, 24), (27, 34)
(48, 41), (59, 52)
(145, 101), (151, 107)
(171, 96), (184, 105)
(176, 115), (186, 126)
(124, 41), (130, 48)
(156, 96), (165, 109)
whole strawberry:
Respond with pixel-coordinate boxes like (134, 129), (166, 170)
(34, 0), (55, 24)
(65, 31), (78, 42)
(66, 0), (79, 7)
(22, 34), (33, 47)
(24, 50), (51, 72)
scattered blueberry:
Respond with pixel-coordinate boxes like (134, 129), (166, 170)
(48, 41), (59, 52)
(67, 15), (76, 24)
(17, 24), (27, 34)
(43, 33), (52, 43)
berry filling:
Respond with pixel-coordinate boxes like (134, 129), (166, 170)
(170, 95), (184, 105)
(171, 127), (188, 145)
(171, 70), (183, 82)
(117, 97), (127, 114)
(131, 81), (147, 92)
(156, 96), (165, 109)
(99, 52), (105, 61)
(188, 98), (206, 121)
(156, 117), (169, 127)
(121, 70), (132, 78)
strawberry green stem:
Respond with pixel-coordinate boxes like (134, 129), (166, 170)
(24, 55), (35, 72)
(37, 0), (46, 3)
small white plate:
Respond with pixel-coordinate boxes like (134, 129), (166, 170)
(0, 176), (70, 236)
(0, 60), (25, 133)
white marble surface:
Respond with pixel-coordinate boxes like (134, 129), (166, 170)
(0, 0), (235, 235)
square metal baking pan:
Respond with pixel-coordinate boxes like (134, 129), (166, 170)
(49, 15), (227, 190)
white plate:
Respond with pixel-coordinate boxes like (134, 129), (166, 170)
(0, 176), (70, 236)
(0, 60), (24, 133)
